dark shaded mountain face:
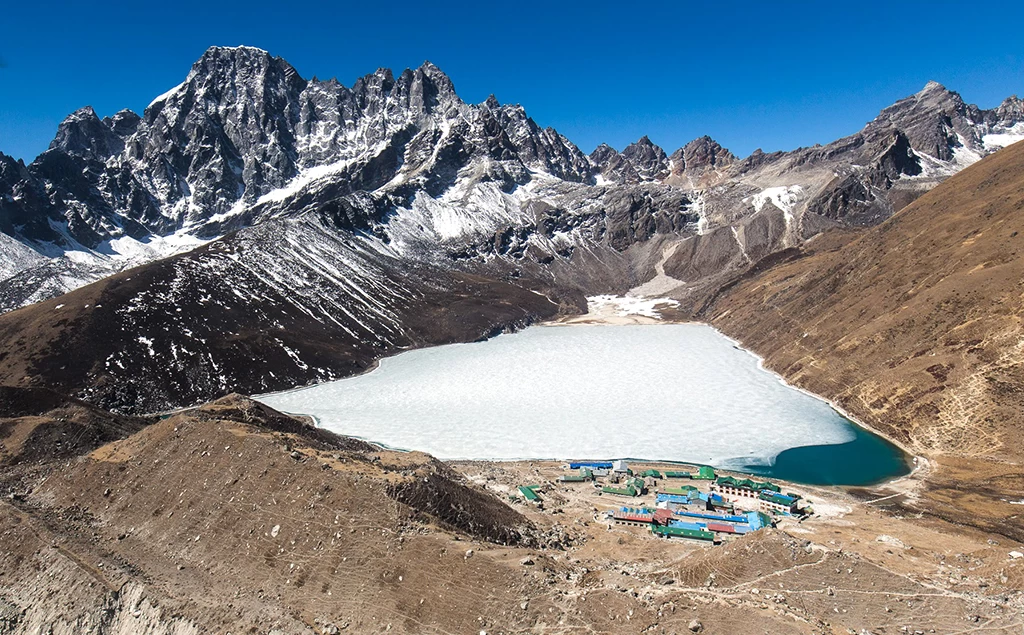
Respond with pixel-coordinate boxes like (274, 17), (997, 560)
(0, 219), (563, 412)
(0, 45), (1022, 412)
(0, 385), (151, 467)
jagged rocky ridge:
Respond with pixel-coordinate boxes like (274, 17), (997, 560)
(0, 46), (1022, 412)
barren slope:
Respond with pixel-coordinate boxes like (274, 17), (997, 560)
(0, 386), (151, 474)
(4, 395), (1020, 634)
(0, 233), (563, 413)
(0, 395), (552, 633)
(708, 139), (1024, 530)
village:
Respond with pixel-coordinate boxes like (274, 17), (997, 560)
(515, 460), (811, 545)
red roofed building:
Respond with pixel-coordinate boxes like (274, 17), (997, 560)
(652, 508), (674, 526)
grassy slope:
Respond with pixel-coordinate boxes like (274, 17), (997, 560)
(709, 140), (1024, 532)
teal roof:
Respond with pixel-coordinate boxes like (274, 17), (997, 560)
(759, 491), (797, 506)
(518, 485), (541, 501)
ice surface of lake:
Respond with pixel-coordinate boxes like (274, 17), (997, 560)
(258, 324), (896, 476)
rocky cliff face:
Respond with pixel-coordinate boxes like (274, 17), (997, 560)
(668, 136), (738, 181)
(2, 46), (688, 310)
(24, 46), (596, 243)
(3, 48), (1021, 314)
(0, 47), (1022, 412)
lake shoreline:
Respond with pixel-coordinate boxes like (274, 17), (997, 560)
(258, 305), (910, 486)
(541, 296), (922, 487)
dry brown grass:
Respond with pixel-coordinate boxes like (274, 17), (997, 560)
(709, 142), (1024, 511)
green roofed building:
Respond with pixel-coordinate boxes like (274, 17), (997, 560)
(627, 477), (648, 493)
(641, 469), (663, 478)
(661, 485), (699, 495)
(602, 484), (639, 497)
(664, 471), (692, 478)
(518, 485), (541, 501)
(716, 476), (781, 492)
(652, 525), (715, 541)
(693, 466), (716, 480)
(559, 475), (588, 483)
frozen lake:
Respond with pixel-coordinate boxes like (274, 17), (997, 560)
(257, 324), (908, 485)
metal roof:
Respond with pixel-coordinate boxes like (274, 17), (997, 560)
(518, 485), (540, 501)
(652, 525), (715, 541)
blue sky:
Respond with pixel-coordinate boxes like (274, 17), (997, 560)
(1, 0), (1022, 162)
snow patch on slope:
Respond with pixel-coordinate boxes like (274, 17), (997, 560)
(746, 185), (804, 241)
(0, 233), (46, 280)
(62, 230), (211, 268)
(387, 179), (533, 249)
(587, 294), (679, 319)
(950, 134), (985, 169)
(983, 123), (1024, 150)
(148, 82), (186, 108)
(749, 185), (804, 216)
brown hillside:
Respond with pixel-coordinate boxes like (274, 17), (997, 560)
(6, 395), (1021, 633)
(0, 396), (551, 633)
(3, 396), (1021, 633)
(708, 140), (1024, 527)
(0, 386), (151, 469)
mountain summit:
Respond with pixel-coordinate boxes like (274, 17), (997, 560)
(0, 48), (1022, 410)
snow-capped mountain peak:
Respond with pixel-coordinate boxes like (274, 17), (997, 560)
(1, 50), (1022, 320)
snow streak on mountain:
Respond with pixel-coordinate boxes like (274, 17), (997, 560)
(0, 45), (1022, 412)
